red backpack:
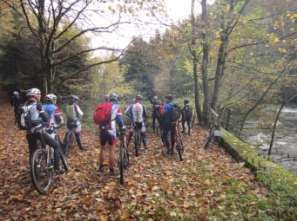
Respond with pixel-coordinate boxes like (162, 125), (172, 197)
(93, 103), (113, 125)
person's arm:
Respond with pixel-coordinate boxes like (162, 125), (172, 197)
(74, 104), (83, 119)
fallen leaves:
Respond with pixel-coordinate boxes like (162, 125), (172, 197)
(0, 103), (272, 220)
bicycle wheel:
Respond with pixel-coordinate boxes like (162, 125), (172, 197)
(134, 129), (141, 156)
(31, 147), (54, 194)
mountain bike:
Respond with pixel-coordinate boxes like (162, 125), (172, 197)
(31, 127), (68, 194)
(118, 127), (129, 184)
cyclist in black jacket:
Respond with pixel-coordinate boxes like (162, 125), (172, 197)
(23, 88), (66, 171)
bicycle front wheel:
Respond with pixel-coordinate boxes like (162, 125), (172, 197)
(31, 148), (54, 194)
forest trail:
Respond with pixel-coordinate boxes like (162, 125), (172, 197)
(0, 101), (271, 220)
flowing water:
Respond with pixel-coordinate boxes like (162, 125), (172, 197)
(243, 105), (297, 174)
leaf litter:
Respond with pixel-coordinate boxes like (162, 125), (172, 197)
(0, 104), (272, 220)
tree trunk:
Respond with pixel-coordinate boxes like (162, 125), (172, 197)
(191, 0), (202, 122)
(268, 102), (285, 156)
(210, 34), (229, 111)
(201, 0), (210, 125)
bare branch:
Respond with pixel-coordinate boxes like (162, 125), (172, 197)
(52, 47), (123, 67)
(53, 19), (128, 54)
(19, 0), (38, 37)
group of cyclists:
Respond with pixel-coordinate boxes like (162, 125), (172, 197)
(10, 88), (193, 181)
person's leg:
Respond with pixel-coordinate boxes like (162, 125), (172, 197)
(75, 122), (85, 150)
(141, 122), (147, 148)
(75, 132), (84, 150)
(108, 136), (116, 174)
(127, 129), (133, 147)
(152, 113), (156, 132)
(26, 133), (37, 166)
(170, 123), (177, 154)
(163, 125), (170, 153)
(187, 118), (191, 135)
(99, 130), (107, 171)
(181, 118), (186, 133)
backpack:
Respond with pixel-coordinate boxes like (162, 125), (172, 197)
(183, 105), (193, 120)
(171, 104), (181, 122)
(20, 104), (33, 130)
(93, 103), (113, 125)
(65, 105), (78, 122)
(125, 105), (133, 120)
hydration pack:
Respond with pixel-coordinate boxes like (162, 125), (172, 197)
(93, 103), (113, 126)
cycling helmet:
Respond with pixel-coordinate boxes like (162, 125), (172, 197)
(135, 94), (142, 101)
(45, 93), (57, 103)
(153, 95), (158, 100)
(13, 91), (19, 96)
(70, 95), (79, 101)
(109, 93), (118, 102)
(26, 88), (41, 97)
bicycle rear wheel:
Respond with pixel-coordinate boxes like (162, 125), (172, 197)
(31, 147), (54, 194)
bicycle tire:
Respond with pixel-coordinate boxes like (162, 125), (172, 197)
(31, 148), (54, 194)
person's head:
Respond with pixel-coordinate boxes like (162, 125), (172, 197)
(165, 94), (173, 103)
(104, 94), (110, 102)
(153, 95), (158, 101)
(69, 95), (79, 105)
(184, 99), (189, 105)
(45, 93), (57, 104)
(13, 91), (19, 96)
(109, 93), (118, 103)
(135, 94), (142, 103)
(26, 88), (41, 102)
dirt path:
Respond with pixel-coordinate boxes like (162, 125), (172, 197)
(0, 103), (272, 220)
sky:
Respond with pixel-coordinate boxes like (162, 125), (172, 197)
(89, 0), (203, 54)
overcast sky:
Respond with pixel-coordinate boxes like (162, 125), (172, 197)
(90, 0), (214, 54)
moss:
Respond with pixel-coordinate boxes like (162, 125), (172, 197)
(220, 129), (297, 220)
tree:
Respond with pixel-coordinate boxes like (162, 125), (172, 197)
(3, 0), (164, 93)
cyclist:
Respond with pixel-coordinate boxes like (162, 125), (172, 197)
(22, 88), (65, 171)
(181, 99), (193, 135)
(11, 91), (21, 125)
(43, 93), (63, 127)
(64, 95), (85, 150)
(95, 93), (124, 175)
(126, 95), (147, 148)
(162, 95), (180, 154)
(151, 95), (161, 133)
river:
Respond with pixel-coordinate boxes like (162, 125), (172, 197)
(243, 105), (297, 174)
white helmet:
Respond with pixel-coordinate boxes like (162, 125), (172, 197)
(26, 88), (41, 97)
(45, 93), (57, 103)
